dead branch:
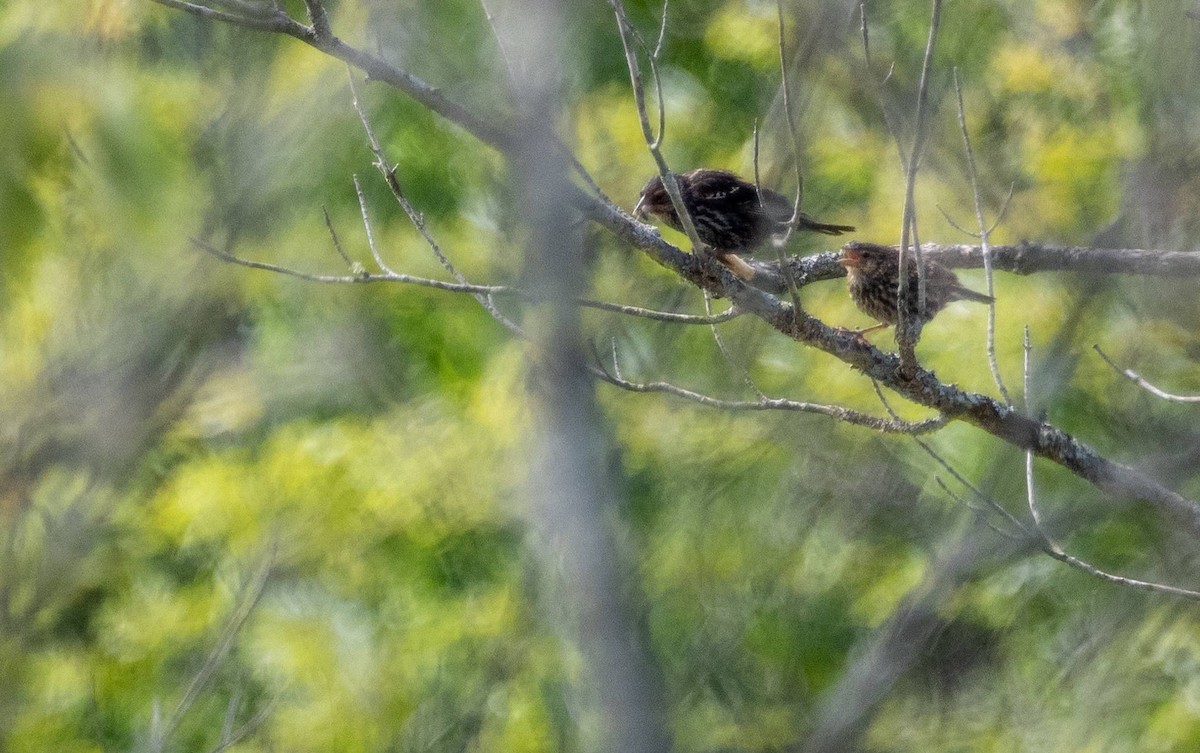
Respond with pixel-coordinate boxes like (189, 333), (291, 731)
(152, 0), (1200, 538)
(1094, 345), (1200, 404)
(593, 348), (947, 434)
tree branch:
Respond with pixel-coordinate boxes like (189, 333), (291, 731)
(577, 191), (1200, 537)
(154, 0), (1200, 539)
(1094, 345), (1200, 404)
(748, 242), (1200, 296)
(592, 349), (948, 434)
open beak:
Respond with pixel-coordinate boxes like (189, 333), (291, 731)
(839, 249), (862, 268)
(632, 194), (648, 219)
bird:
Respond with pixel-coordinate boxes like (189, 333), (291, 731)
(839, 241), (994, 336)
(633, 168), (854, 280)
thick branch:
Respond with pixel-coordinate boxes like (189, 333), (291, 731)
(148, 0), (517, 150)
(748, 242), (1200, 295)
(578, 192), (1200, 537)
(154, 0), (1200, 537)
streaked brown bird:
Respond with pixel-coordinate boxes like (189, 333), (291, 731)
(633, 168), (854, 280)
(839, 241), (994, 335)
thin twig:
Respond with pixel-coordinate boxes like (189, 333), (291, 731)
(321, 206), (362, 275)
(1022, 337), (1200, 600)
(352, 174), (397, 276)
(478, 0), (517, 84)
(1023, 326), (1051, 535)
(193, 237), (740, 324)
(593, 351), (947, 434)
(148, 0), (290, 31)
(754, 122), (804, 313)
(952, 68), (1012, 405)
(347, 72), (523, 335)
(207, 695), (280, 753)
(610, 0), (706, 252)
(871, 379), (1028, 537)
(1094, 345), (1200, 404)
(774, 0), (805, 241)
(648, 0), (669, 150)
(704, 289), (767, 400)
(153, 547), (275, 753)
(473, 0), (609, 203)
(896, 0), (942, 370)
(859, 3), (906, 173)
(936, 478), (1024, 540)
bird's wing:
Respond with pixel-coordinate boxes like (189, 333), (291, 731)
(758, 188), (797, 224)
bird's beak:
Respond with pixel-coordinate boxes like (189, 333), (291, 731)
(839, 249), (862, 268)
(632, 195), (648, 219)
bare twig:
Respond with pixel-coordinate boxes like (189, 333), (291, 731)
(148, 0), (290, 31)
(152, 546), (275, 753)
(773, 0), (805, 242)
(704, 289), (768, 400)
(859, 3), (906, 172)
(1094, 345), (1200, 404)
(648, 0), (668, 150)
(896, 0), (943, 370)
(753, 121), (804, 314)
(1023, 335), (1200, 600)
(352, 174), (398, 276)
(207, 696), (279, 753)
(193, 237), (741, 325)
(609, 0), (705, 252)
(952, 69), (1012, 405)
(1023, 326), (1050, 535)
(477, 0), (517, 84)
(593, 350), (947, 434)
(321, 206), (360, 274)
(347, 72), (523, 335)
(871, 379), (1027, 537)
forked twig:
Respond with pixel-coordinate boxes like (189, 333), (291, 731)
(347, 71), (523, 335)
(896, 0), (943, 369)
(773, 0), (805, 244)
(192, 237), (742, 325)
(594, 346), (948, 434)
(151, 545), (276, 753)
(952, 68), (1013, 405)
(1024, 334), (1200, 601)
(609, 0), (705, 252)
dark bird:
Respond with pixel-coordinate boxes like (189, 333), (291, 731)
(839, 241), (994, 335)
(633, 168), (854, 280)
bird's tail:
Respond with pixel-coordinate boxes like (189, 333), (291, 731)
(953, 286), (995, 304)
(794, 216), (856, 236)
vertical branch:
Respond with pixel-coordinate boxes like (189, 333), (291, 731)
(649, 0), (669, 151)
(896, 0), (942, 370)
(609, 0), (705, 252)
(859, 3), (906, 173)
(768, 1), (809, 317)
(478, 0), (518, 84)
(754, 122), (804, 312)
(1023, 325), (1052, 540)
(774, 0), (805, 238)
(953, 69), (1012, 405)
(504, 2), (672, 752)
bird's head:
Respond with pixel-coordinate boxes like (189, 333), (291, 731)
(633, 174), (676, 220)
(839, 241), (896, 275)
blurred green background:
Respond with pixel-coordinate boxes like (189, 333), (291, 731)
(3, 0), (1200, 751)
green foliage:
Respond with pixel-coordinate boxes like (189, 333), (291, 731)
(2, 0), (1199, 751)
